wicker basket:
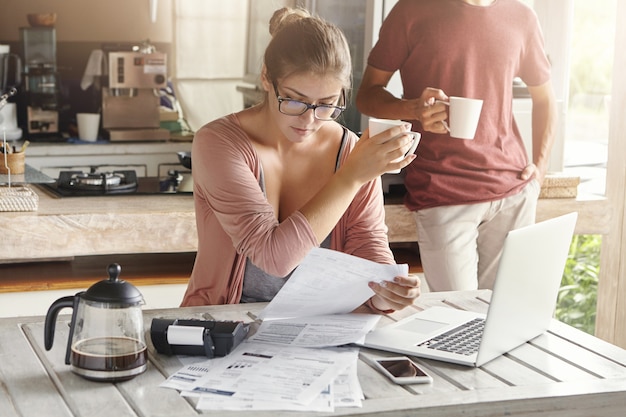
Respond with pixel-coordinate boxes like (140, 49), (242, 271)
(0, 185), (38, 212)
(0, 152), (25, 174)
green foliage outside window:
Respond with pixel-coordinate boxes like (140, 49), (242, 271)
(556, 234), (601, 335)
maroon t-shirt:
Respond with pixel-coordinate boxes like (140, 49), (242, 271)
(368, 0), (551, 210)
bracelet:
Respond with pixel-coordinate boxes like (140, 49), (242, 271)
(366, 297), (394, 315)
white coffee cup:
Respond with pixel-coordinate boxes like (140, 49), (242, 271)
(440, 97), (483, 140)
(76, 113), (100, 142)
(368, 118), (420, 174)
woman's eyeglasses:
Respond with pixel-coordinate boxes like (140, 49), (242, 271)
(273, 83), (346, 121)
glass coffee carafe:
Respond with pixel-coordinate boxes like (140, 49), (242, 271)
(44, 263), (147, 382)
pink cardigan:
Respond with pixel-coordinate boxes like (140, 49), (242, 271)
(181, 114), (394, 306)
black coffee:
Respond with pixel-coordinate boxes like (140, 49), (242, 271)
(71, 337), (147, 381)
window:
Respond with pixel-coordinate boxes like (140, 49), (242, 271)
(563, 0), (615, 196)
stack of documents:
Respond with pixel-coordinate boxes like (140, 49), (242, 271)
(163, 339), (363, 411)
(160, 248), (407, 412)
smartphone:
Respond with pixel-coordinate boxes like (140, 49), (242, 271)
(367, 356), (433, 385)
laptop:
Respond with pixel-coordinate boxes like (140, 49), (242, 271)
(362, 212), (578, 367)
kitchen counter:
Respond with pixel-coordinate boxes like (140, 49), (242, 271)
(1, 183), (607, 263)
(383, 190), (609, 242)
(1, 185), (197, 263)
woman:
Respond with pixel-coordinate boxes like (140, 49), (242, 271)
(182, 7), (420, 313)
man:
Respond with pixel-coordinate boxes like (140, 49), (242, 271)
(356, 0), (557, 291)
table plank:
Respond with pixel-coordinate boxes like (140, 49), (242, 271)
(478, 352), (556, 386)
(0, 382), (20, 417)
(0, 318), (73, 417)
(506, 340), (602, 383)
(548, 319), (626, 365)
(530, 330), (626, 378)
(353, 379), (626, 417)
(414, 358), (508, 391)
(117, 364), (199, 417)
(23, 321), (144, 417)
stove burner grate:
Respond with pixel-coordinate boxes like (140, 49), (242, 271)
(56, 170), (138, 195)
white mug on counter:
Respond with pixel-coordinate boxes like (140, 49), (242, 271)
(76, 113), (100, 142)
(368, 118), (420, 174)
(439, 97), (483, 140)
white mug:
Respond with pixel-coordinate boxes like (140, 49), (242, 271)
(368, 118), (420, 174)
(440, 97), (483, 140)
(76, 113), (101, 142)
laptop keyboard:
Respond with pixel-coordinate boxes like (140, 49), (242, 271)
(417, 318), (485, 356)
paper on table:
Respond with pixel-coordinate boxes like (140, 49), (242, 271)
(258, 247), (408, 320)
(248, 313), (381, 347)
(160, 358), (220, 391)
(194, 360), (363, 412)
(195, 383), (334, 412)
(190, 341), (358, 406)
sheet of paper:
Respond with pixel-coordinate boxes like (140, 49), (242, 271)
(160, 358), (220, 392)
(194, 384), (334, 412)
(333, 361), (364, 408)
(194, 361), (363, 411)
(259, 247), (408, 320)
(247, 313), (380, 347)
(189, 341), (358, 406)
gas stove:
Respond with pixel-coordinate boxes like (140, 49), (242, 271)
(56, 170), (138, 195)
(46, 169), (190, 197)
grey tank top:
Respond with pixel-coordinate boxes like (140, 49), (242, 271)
(240, 127), (349, 303)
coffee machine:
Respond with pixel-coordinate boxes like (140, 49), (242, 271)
(19, 26), (60, 137)
(101, 48), (170, 141)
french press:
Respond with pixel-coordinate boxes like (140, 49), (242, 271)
(44, 263), (147, 382)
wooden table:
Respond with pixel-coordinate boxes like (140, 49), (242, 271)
(2, 290), (625, 416)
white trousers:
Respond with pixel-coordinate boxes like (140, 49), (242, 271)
(412, 180), (540, 291)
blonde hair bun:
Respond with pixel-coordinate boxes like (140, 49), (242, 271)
(269, 7), (311, 36)
(264, 6), (352, 92)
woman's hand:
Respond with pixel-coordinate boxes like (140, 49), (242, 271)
(367, 275), (422, 312)
(340, 124), (417, 185)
